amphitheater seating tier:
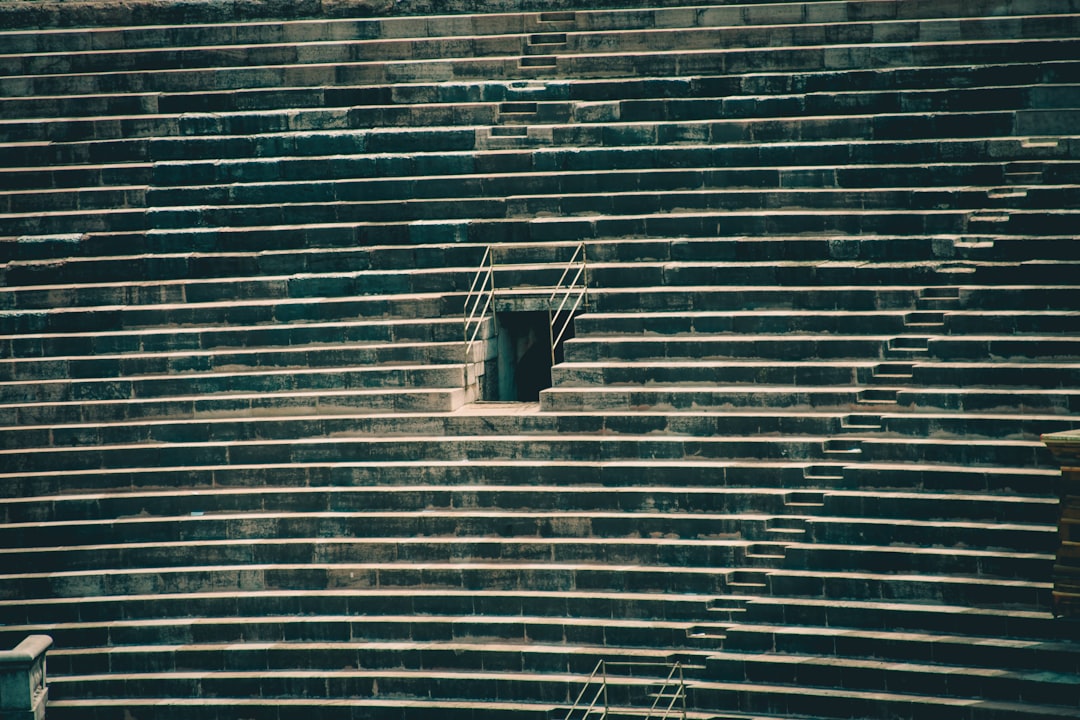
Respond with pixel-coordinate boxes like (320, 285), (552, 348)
(2, 0), (1080, 718)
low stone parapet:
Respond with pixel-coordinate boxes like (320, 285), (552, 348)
(0, 636), (51, 720)
(1042, 430), (1080, 618)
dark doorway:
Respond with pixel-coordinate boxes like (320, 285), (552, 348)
(493, 311), (560, 402)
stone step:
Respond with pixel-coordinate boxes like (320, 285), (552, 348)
(140, 163), (1078, 209)
(105, 84), (1043, 140)
(4, 21), (1075, 108)
(45, 697), (556, 720)
(4, 29), (1078, 100)
(591, 257), (1080, 289)
(0, 433), (1052, 474)
(736, 595), (1071, 641)
(2, 484), (1052, 526)
(549, 359), (1080, 390)
(540, 385), (1080, 416)
(689, 677), (1080, 720)
(702, 651), (1080, 711)
(0, 363), (468, 406)
(10, 232), (1076, 283)
(3, 401), (1073, 443)
(2, 617), (708, 662)
(138, 133), (1077, 180)
(754, 568), (1051, 608)
(720, 622), (1080, 673)
(0, 560), (1048, 607)
(3, 178), (1074, 247)
(0, 561), (741, 599)
(45, 663), (689, 710)
(0, 243), (489, 285)
(0, 524), (1050, 581)
(1, 120), (1071, 188)
(126, 186), (1080, 234)
(0, 162), (152, 191)
(0, 291), (464, 335)
(0, 185), (146, 215)
(0, 316), (468, 358)
(8, 10), (1079, 79)
(781, 542), (1052, 579)
(562, 333), (1080, 362)
(803, 490), (1058, 524)
(797, 516), (1055, 554)
(0, 389), (477, 425)
(575, 309), (1080, 336)
(3, 0), (1070, 50)
(589, 284), (1080, 313)
(0, 587), (727, 626)
(0, 206), (146, 236)
(0, 340), (471, 382)
(0, 506), (1050, 553)
(0, 458), (1056, 499)
(0, 536), (772, 576)
(8, 56), (1071, 124)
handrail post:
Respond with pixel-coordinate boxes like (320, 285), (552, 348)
(0, 635), (52, 720)
(463, 246), (495, 379)
(548, 242), (589, 368)
(601, 659), (608, 719)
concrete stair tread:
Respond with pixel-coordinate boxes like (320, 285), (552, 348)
(742, 595), (1059, 624)
(572, 332), (1080, 341)
(0, 613), (707, 637)
(0, 508), (785, 532)
(0, 585), (730, 611)
(45, 697), (559, 715)
(1, 316), (464, 334)
(47, 639), (698, 657)
(688, 678), (1080, 715)
(2, 485), (1055, 521)
(0, 339), (467, 365)
(7, 35), (1078, 97)
(723, 622), (1080, 656)
(0, 457), (1058, 487)
(0, 289), (455, 311)
(3, 535), (1052, 569)
(796, 516), (1052, 534)
(5, 406), (1074, 424)
(778, 541), (1051, 561)
(140, 186), (1080, 215)
(3, 0), (1073, 39)
(0, 432), (1048, 457)
(544, 386), (1080, 397)
(0, 362), (465, 385)
(750, 566), (1050, 588)
(0, 534), (760, 555)
(554, 359), (1080, 369)
(706, 649), (1080, 685)
(0, 390), (471, 421)
(1, 561), (1051, 586)
(109, 134), (1080, 175)
(0, 266), (477, 293)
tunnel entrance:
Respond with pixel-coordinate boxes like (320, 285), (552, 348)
(490, 310), (576, 402)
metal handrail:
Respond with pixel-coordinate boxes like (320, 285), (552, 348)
(565, 659), (608, 720)
(549, 242), (588, 365)
(564, 660), (685, 720)
(647, 661), (686, 720)
(463, 246), (495, 367)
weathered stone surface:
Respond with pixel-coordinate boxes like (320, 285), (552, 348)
(2, 0), (1080, 717)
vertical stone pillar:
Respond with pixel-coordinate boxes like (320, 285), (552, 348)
(0, 635), (52, 720)
(1042, 431), (1080, 618)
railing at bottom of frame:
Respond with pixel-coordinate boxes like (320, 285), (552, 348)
(564, 659), (687, 720)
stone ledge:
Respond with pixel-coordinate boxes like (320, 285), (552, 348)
(0, 0), (779, 30)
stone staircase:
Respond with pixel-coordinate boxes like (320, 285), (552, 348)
(1, 0), (1080, 718)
